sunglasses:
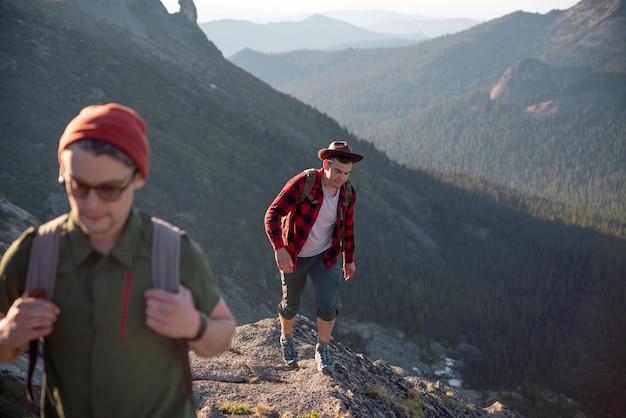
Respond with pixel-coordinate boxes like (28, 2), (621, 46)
(58, 171), (137, 201)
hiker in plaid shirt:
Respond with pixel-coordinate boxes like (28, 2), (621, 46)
(264, 141), (364, 374)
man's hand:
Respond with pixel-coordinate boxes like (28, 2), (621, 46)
(144, 284), (200, 339)
(343, 263), (356, 281)
(275, 247), (293, 273)
(145, 286), (236, 358)
(0, 296), (60, 351)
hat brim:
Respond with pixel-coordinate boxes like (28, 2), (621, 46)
(318, 149), (364, 162)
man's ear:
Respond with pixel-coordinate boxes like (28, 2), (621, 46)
(134, 175), (146, 190)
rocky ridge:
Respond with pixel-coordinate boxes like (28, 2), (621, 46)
(190, 316), (516, 418)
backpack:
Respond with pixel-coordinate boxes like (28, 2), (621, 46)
(297, 168), (352, 214)
(23, 214), (190, 401)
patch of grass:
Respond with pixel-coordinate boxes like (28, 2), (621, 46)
(219, 402), (252, 415)
(441, 395), (461, 409)
(368, 384), (388, 399)
(403, 390), (424, 415)
(368, 384), (425, 417)
(295, 412), (321, 418)
(428, 388), (464, 412)
(253, 403), (278, 417)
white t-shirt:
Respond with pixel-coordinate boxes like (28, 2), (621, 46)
(299, 184), (340, 257)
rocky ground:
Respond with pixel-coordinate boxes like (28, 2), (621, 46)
(190, 316), (517, 418)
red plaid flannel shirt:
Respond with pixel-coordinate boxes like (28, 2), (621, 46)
(264, 168), (356, 269)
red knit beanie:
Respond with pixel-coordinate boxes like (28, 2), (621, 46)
(58, 103), (150, 178)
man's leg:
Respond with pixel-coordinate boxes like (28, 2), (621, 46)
(315, 317), (337, 374)
(277, 258), (309, 368)
(310, 258), (341, 373)
(317, 317), (335, 345)
(279, 314), (300, 368)
(279, 315), (295, 339)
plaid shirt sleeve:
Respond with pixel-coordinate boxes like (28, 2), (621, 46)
(264, 172), (305, 251)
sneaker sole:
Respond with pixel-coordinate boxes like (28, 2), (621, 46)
(318, 366), (334, 375)
(285, 360), (300, 369)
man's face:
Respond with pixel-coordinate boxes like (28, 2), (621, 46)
(59, 146), (144, 245)
(323, 158), (353, 189)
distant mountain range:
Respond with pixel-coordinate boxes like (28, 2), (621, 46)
(230, 0), (626, 216)
(199, 11), (479, 57)
(322, 9), (481, 36)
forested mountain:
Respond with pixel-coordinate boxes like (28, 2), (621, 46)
(1, 0), (625, 416)
(230, 0), (626, 219)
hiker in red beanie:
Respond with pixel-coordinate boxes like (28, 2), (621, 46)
(265, 141), (364, 375)
(0, 103), (236, 418)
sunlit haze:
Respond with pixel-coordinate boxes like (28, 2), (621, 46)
(160, 0), (580, 22)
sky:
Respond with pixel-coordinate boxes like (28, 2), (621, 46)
(161, 0), (580, 23)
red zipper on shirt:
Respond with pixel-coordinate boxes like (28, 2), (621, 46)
(119, 271), (132, 340)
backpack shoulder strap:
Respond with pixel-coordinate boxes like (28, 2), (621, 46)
(342, 181), (353, 212)
(25, 213), (68, 299)
(24, 213), (68, 402)
(151, 217), (181, 292)
(150, 217), (192, 395)
(296, 168), (318, 205)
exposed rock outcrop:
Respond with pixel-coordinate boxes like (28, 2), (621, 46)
(488, 57), (626, 117)
(190, 316), (517, 418)
(178, 0), (197, 23)
(0, 197), (38, 253)
(58, 0), (221, 66)
(489, 58), (592, 104)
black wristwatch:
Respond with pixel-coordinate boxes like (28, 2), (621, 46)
(189, 311), (208, 342)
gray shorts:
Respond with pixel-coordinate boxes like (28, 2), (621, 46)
(277, 252), (341, 322)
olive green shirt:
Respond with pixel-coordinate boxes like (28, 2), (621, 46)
(0, 209), (221, 418)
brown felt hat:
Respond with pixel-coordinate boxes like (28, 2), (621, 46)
(318, 141), (363, 163)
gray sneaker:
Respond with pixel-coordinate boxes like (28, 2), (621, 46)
(315, 344), (334, 374)
(280, 337), (300, 368)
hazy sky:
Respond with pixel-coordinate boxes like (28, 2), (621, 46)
(161, 0), (580, 22)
